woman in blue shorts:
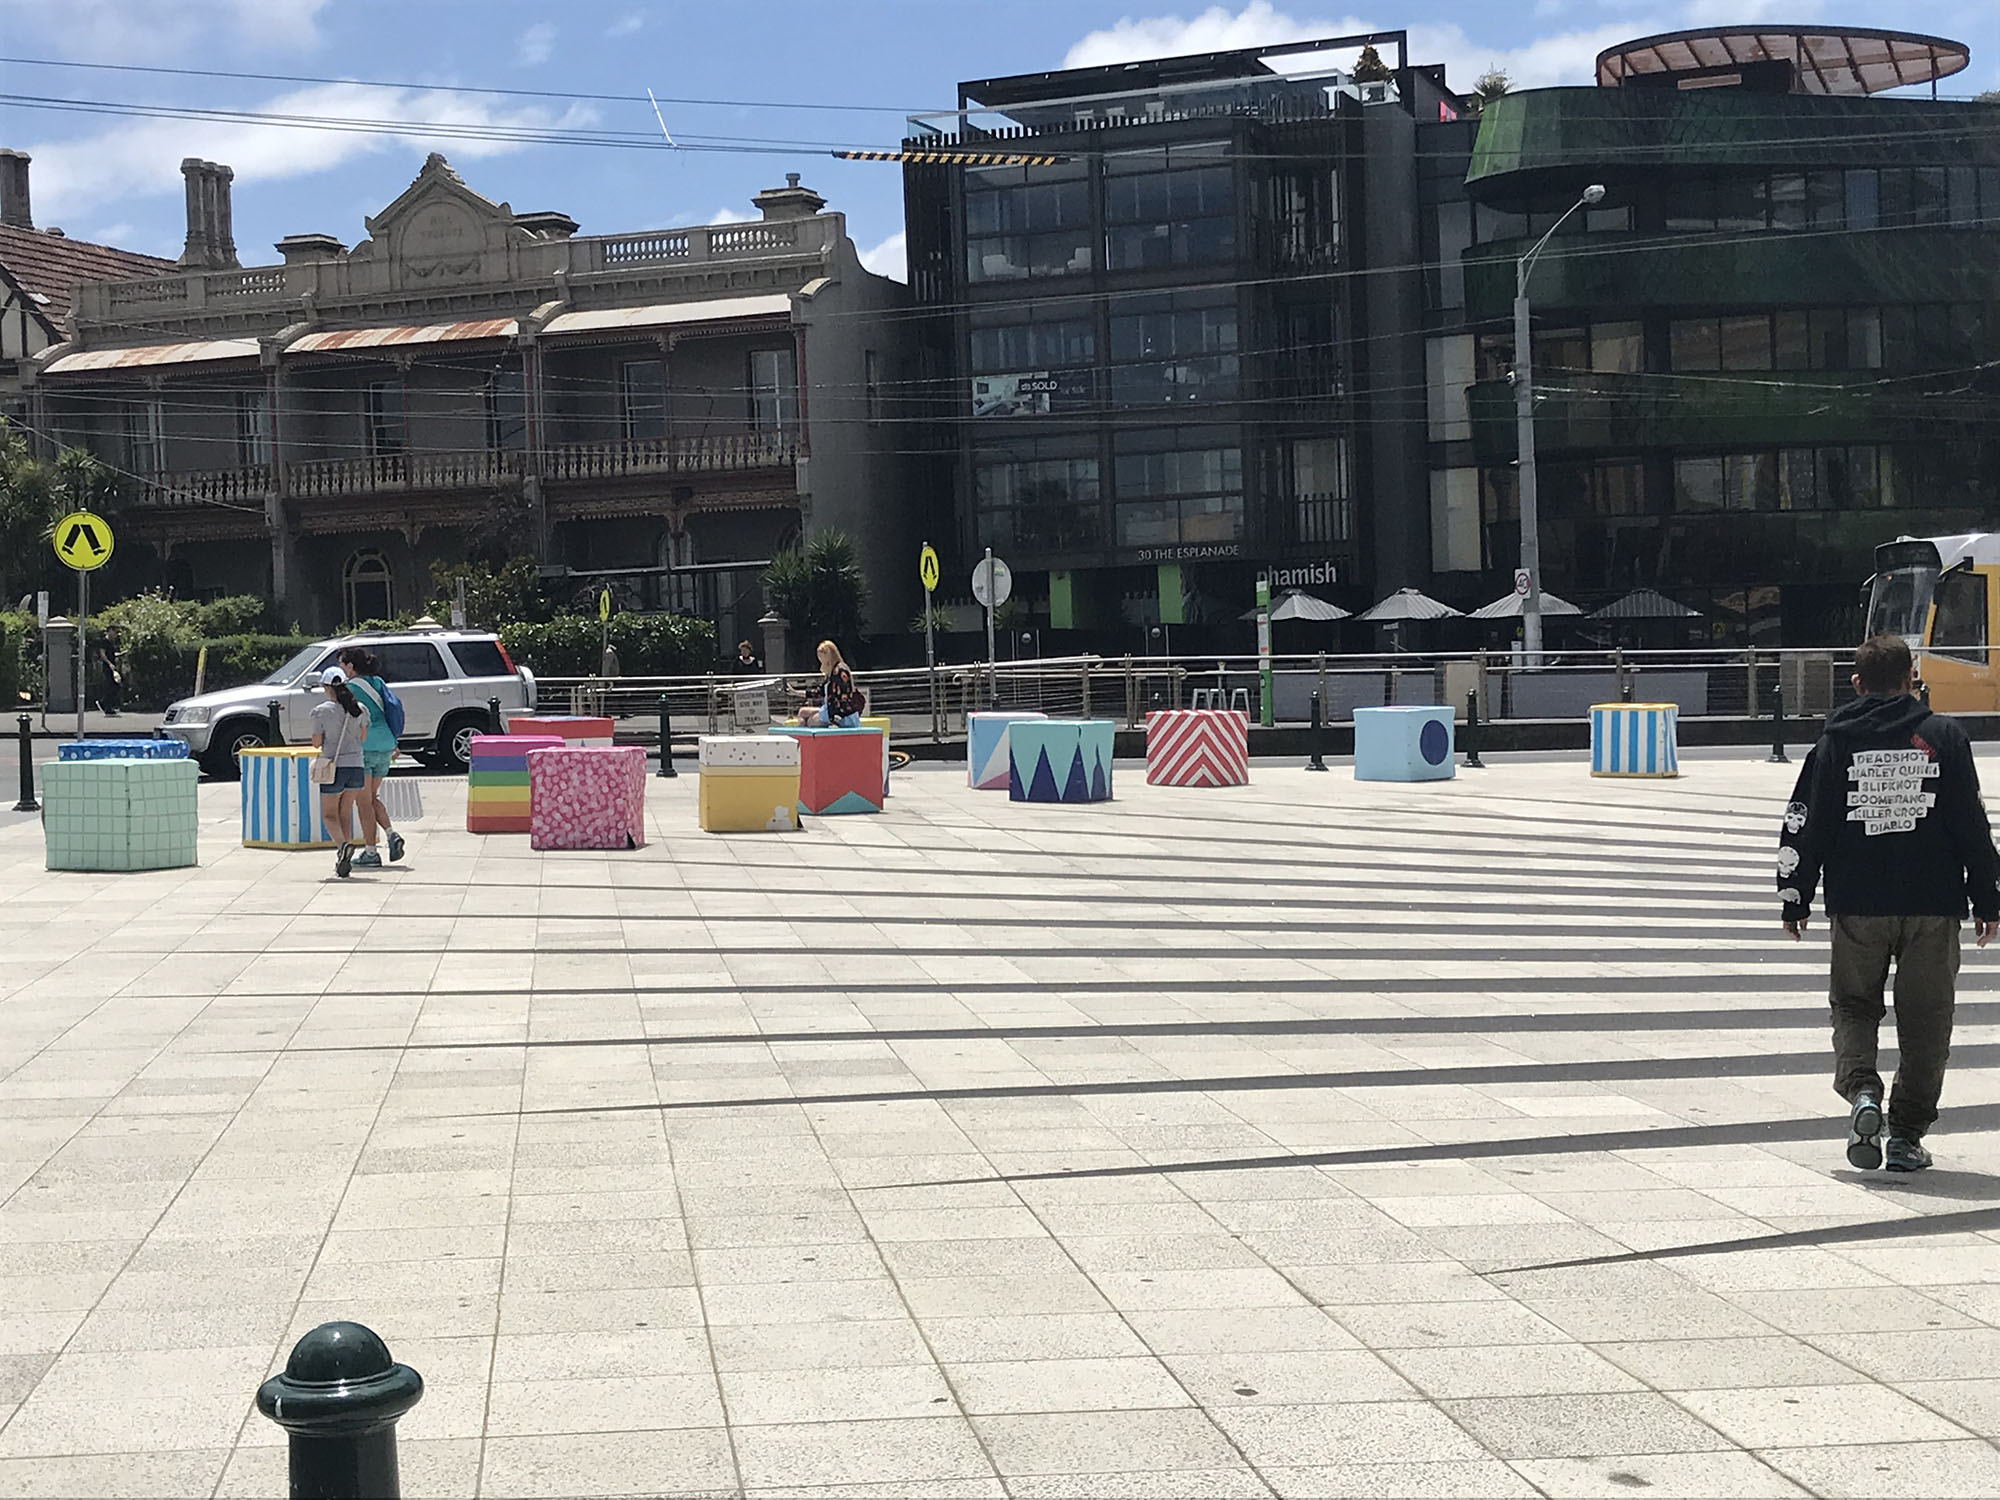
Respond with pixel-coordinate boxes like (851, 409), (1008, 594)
(310, 667), (370, 879)
(339, 647), (405, 864)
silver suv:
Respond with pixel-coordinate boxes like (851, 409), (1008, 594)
(161, 626), (536, 777)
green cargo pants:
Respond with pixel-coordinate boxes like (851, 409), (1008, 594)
(1829, 914), (1960, 1139)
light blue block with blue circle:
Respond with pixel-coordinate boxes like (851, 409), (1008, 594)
(1354, 705), (1455, 782)
(58, 739), (187, 760)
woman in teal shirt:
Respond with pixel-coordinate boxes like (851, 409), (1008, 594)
(338, 647), (405, 864)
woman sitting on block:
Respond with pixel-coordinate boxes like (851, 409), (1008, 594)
(795, 640), (864, 728)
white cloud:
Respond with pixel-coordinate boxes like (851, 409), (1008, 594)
(1685, 0), (1818, 21)
(605, 12), (645, 37)
(516, 22), (557, 66)
(25, 83), (601, 224)
(861, 230), (906, 282)
(1064, 2), (1659, 93)
(0, 0), (330, 59)
(668, 205), (758, 228)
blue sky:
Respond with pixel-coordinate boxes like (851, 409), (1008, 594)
(0, 0), (1993, 279)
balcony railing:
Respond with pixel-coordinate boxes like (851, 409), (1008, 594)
(141, 464), (274, 508)
(1278, 492), (1354, 548)
(129, 433), (800, 508)
(542, 432), (799, 481)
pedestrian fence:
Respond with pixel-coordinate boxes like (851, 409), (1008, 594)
(531, 647), (1859, 741)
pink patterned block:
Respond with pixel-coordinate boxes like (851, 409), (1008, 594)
(527, 746), (648, 851)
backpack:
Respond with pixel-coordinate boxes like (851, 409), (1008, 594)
(352, 675), (405, 739)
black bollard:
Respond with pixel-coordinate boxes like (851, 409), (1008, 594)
(1464, 689), (1485, 769)
(657, 693), (678, 779)
(1305, 691), (1328, 772)
(266, 699), (283, 746)
(1767, 682), (1790, 764)
(256, 1322), (423, 1500)
(14, 714), (37, 812)
(486, 696), (502, 735)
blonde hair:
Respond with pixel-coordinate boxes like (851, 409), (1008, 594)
(816, 640), (845, 668)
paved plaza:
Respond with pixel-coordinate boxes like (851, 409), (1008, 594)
(3, 752), (2000, 1498)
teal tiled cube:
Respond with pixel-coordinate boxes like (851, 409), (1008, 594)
(42, 758), (199, 872)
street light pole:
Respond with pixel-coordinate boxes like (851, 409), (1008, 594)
(1514, 182), (1605, 664)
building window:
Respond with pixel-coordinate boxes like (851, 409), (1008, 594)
(965, 161), (1094, 283)
(1672, 447), (1894, 514)
(121, 398), (163, 476)
(486, 368), (526, 452)
(748, 348), (797, 432)
(970, 314), (1094, 374)
(1104, 141), (1236, 271)
(1108, 290), (1239, 406)
(235, 389), (271, 467)
(973, 448), (1101, 553)
(864, 350), (882, 423)
(1112, 429), (1243, 547)
(365, 380), (405, 457)
(1591, 322), (1643, 374)
(619, 359), (666, 444)
(342, 549), (393, 625)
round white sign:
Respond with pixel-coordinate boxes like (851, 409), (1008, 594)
(971, 557), (1013, 609)
(1513, 568), (1532, 598)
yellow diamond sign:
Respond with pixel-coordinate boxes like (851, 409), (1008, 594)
(52, 511), (114, 572)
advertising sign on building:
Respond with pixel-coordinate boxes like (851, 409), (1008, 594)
(971, 369), (1091, 417)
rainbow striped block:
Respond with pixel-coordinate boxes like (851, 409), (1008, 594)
(468, 734), (565, 833)
(1591, 703), (1680, 778)
(1145, 709), (1249, 788)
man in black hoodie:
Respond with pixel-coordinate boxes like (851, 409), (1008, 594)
(1779, 634), (2000, 1172)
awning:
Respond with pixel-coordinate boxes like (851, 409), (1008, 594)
(288, 318), (518, 352)
(1596, 27), (1969, 96)
(42, 338), (262, 374)
(540, 293), (792, 337)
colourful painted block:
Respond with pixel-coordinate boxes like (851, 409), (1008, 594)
(769, 726), (884, 815)
(505, 715), (615, 748)
(241, 746), (336, 848)
(467, 733), (564, 833)
(1591, 703), (1680, 778)
(969, 711), (1047, 790)
(861, 715), (892, 798)
(59, 738), (188, 760)
(1145, 709), (1249, 788)
(43, 757), (199, 871)
(1354, 706), (1455, 783)
(528, 746), (648, 850)
(697, 735), (800, 833)
(1007, 719), (1114, 804)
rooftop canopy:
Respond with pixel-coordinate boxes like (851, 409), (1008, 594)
(1596, 26), (1969, 97)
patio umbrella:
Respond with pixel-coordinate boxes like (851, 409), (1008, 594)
(1590, 588), (1703, 621)
(1357, 587), (1463, 623)
(1469, 589), (1584, 620)
(1238, 590), (1351, 623)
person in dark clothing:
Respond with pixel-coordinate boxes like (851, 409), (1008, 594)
(1778, 633), (2000, 1172)
(733, 640), (763, 675)
(94, 644), (123, 716)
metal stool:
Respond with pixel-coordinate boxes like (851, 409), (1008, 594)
(1230, 688), (1251, 716)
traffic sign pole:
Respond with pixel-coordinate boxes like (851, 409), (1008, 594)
(983, 548), (997, 712)
(919, 542), (939, 740)
(1256, 576), (1274, 729)
(75, 567), (86, 742)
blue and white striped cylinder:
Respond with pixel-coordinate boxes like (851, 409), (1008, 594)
(1590, 703), (1679, 778)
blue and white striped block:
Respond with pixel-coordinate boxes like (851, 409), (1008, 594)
(241, 748), (334, 848)
(1591, 703), (1679, 778)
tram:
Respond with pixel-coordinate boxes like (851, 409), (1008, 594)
(1865, 533), (2000, 712)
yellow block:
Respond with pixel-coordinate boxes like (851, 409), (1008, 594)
(698, 770), (801, 832)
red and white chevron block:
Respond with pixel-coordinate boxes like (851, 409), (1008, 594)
(1145, 708), (1250, 787)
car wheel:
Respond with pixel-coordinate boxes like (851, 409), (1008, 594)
(207, 720), (270, 779)
(437, 712), (484, 773)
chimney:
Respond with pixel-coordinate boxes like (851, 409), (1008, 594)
(178, 158), (240, 270)
(753, 173), (826, 222)
(0, 150), (31, 230)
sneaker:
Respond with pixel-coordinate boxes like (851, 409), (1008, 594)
(1846, 1091), (1884, 1171)
(387, 830), (406, 863)
(1885, 1134), (1933, 1173)
(353, 849), (384, 869)
(334, 842), (354, 880)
